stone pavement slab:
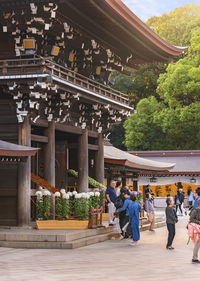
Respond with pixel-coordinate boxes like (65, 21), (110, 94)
(0, 216), (198, 281)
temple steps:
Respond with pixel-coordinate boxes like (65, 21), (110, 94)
(0, 225), (114, 249)
(0, 216), (166, 249)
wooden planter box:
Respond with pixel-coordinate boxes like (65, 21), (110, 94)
(102, 213), (109, 221)
(36, 220), (89, 230)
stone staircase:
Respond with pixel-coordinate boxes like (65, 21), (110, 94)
(0, 215), (166, 249)
(0, 225), (114, 249)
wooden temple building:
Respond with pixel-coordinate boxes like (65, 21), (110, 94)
(0, 0), (185, 227)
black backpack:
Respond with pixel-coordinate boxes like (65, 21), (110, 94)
(114, 195), (124, 209)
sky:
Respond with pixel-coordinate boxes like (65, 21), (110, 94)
(122, 0), (200, 21)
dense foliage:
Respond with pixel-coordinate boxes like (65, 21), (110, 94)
(125, 29), (200, 150)
(110, 3), (200, 151)
(146, 3), (200, 46)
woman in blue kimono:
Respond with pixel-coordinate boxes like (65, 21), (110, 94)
(129, 193), (141, 246)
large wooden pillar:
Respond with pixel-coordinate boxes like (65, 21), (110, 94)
(18, 116), (31, 227)
(95, 133), (104, 184)
(44, 121), (55, 185)
(78, 129), (88, 192)
(44, 121), (55, 217)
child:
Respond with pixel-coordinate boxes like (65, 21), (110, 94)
(165, 197), (178, 250)
(129, 194), (141, 246)
(111, 213), (122, 240)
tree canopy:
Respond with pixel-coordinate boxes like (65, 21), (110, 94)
(109, 4), (200, 151)
(124, 29), (200, 151)
(146, 3), (200, 46)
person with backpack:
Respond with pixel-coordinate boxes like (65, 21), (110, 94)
(189, 199), (200, 263)
(116, 188), (131, 238)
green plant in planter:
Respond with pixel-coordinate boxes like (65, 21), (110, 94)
(62, 193), (70, 219)
(54, 191), (62, 219)
(35, 190), (51, 220)
(74, 193), (89, 220)
(55, 192), (71, 220)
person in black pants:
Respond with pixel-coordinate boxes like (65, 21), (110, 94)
(165, 197), (178, 250)
(175, 189), (184, 216)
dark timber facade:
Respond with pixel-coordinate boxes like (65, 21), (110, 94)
(0, 0), (184, 226)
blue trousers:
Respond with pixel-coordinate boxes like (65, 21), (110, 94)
(131, 220), (140, 242)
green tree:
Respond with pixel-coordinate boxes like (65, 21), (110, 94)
(124, 30), (200, 151)
(108, 121), (127, 151)
(124, 97), (167, 150)
(146, 3), (200, 46)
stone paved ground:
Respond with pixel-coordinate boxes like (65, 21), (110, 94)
(0, 216), (199, 281)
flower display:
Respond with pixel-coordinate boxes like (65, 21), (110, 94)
(55, 192), (61, 197)
(72, 191), (78, 195)
(35, 191), (42, 198)
(60, 189), (66, 194)
(43, 190), (51, 196)
(31, 173), (59, 194)
(94, 192), (100, 197)
(63, 193), (70, 200)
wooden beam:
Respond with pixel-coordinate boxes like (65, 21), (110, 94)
(31, 134), (48, 143)
(68, 143), (99, 151)
(55, 123), (82, 135)
(33, 119), (98, 138)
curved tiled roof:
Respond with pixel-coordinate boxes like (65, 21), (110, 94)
(0, 0), (186, 66)
(0, 140), (38, 157)
(104, 145), (175, 171)
(59, 0), (187, 65)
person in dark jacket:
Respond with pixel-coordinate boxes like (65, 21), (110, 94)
(175, 189), (184, 216)
(117, 188), (131, 238)
(190, 199), (200, 263)
(165, 197), (178, 250)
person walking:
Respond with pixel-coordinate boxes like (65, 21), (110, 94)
(193, 188), (200, 210)
(145, 193), (155, 232)
(117, 188), (131, 238)
(189, 199), (200, 263)
(106, 180), (117, 225)
(175, 189), (184, 216)
(129, 194), (141, 246)
(187, 188), (194, 211)
(165, 197), (178, 250)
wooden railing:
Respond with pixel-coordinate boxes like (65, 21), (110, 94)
(0, 57), (130, 106)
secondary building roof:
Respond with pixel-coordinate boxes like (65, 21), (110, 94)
(104, 145), (175, 172)
(0, 140), (38, 157)
(130, 150), (200, 174)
